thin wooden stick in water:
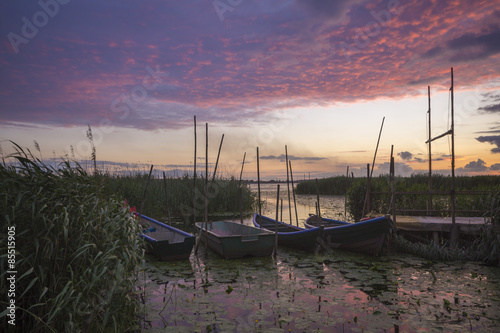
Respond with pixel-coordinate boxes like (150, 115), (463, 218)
(315, 178), (321, 217)
(140, 164), (154, 216)
(211, 133), (224, 185)
(163, 172), (172, 223)
(285, 145), (292, 224)
(274, 184), (280, 259)
(257, 147), (262, 228)
(193, 115), (197, 225)
(238, 152), (246, 224)
(139, 165), (154, 228)
(289, 160), (298, 226)
(204, 123), (208, 254)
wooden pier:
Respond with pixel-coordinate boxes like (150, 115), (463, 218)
(394, 215), (490, 242)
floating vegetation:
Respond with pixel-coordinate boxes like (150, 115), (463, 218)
(138, 248), (500, 332)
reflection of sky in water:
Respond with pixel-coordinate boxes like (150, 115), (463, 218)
(249, 183), (348, 226)
(139, 247), (500, 332)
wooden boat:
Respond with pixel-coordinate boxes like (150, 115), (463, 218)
(195, 221), (275, 259)
(304, 215), (391, 256)
(252, 214), (323, 252)
(139, 214), (195, 261)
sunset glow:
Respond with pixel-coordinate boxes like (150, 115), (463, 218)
(1, 0), (499, 179)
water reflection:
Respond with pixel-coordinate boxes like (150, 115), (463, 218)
(138, 247), (500, 332)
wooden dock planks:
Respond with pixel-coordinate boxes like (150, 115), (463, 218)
(395, 216), (490, 235)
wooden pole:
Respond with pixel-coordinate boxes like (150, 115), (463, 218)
(257, 147), (262, 228)
(345, 166), (349, 219)
(204, 123), (209, 254)
(163, 172), (172, 223)
(238, 152), (246, 224)
(370, 117), (385, 179)
(211, 134), (224, 185)
(193, 115), (197, 225)
(427, 86), (433, 216)
(280, 199), (283, 222)
(450, 67), (458, 244)
(362, 117), (385, 218)
(390, 146), (396, 225)
(289, 160), (299, 226)
(274, 184), (280, 259)
(285, 145), (292, 224)
(315, 178), (321, 217)
(140, 164), (154, 216)
(364, 163), (371, 217)
(238, 152), (246, 187)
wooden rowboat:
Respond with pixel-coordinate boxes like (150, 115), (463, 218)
(253, 213), (323, 252)
(139, 214), (195, 261)
(304, 215), (391, 256)
(195, 221), (275, 259)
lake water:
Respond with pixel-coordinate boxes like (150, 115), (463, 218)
(138, 184), (500, 332)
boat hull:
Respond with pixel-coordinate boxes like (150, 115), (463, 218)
(196, 221), (275, 259)
(139, 215), (195, 261)
(253, 214), (323, 252)
(304, 215), (390, 256)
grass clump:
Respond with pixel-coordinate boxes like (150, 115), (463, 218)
(0, 143), (143, 332)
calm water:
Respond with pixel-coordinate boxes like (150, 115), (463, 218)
(248, 183), (348, 226)
(138, 184), (500, 332)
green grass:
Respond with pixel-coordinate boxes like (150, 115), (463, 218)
(0, 143), (143, 332)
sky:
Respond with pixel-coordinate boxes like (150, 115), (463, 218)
(1, 0), (500, 180)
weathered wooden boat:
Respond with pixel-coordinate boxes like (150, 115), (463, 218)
(252, 214), (323, 252)
(139, 214), (195, 261)
(195, 221), (275, 259)
(304, 215), (391, 256)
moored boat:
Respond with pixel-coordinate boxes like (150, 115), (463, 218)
(195, 221), (275, 259)
(139, 214), (195, 261)
(304, 215), (391, 256)
(253, 213), (323, 252)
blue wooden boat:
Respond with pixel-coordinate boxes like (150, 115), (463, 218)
(304, 215), (391, 256)
(195, 221), (275, 259)
(139, 214), (195, 261)
(253, 214), (323, 252)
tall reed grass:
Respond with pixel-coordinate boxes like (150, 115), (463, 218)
(0, 143), (143, 332)
(104, 173), (257, 224)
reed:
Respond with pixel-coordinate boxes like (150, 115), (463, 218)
(102, 173), (257, 224)
(0, 143), (143, 332)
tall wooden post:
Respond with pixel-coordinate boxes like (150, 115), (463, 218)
(285, 145), (292, 224)
(257, 147), (262, 227)
(289, 160), (299, 226)
(427, 86), (433, 215)
(450, 67), (458, 244)
(193, 116), (197, 225)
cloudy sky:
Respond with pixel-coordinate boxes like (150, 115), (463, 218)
(1, 0), (499, 179)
